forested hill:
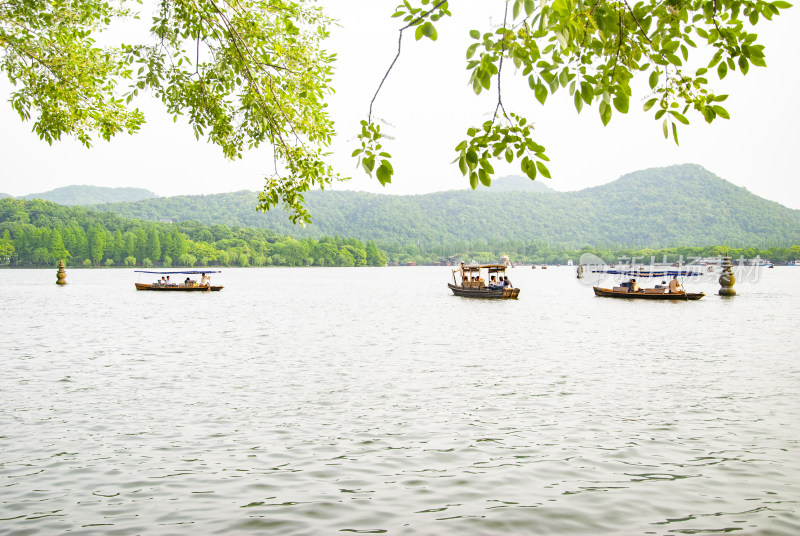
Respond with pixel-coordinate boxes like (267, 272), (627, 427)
(94, 164), (800, 248)
(20, 185), (157, 205)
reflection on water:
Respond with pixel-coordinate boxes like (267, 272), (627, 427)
(1, 267), (799, 535)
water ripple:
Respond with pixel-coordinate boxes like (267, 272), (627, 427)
(1, 267), (799, 534)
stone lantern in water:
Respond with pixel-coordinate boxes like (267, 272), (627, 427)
(718, 256), (736, 296)
(56, 259), (67, 286)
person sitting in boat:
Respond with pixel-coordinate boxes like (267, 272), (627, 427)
(488, 276), (503, 290)
(503, 276), (513, 288)
(668, 276), (683, 294)
(166, 276), (173, 286)
(200, 273), (210, 286)
(159, 276), (167, 287)
(630, 278), (641, 292)
(655, 280), (668, 289)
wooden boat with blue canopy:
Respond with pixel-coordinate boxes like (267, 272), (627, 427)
(592, 286), (704, 300)
(448, 263), (519, 299)
(134, 270), (223, 291)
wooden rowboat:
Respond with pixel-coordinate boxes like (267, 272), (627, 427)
(134, 269), (223, 292)
(593, 286), (704, 300)
(449, 263), (520, 299)
(447, 283), (519, 299)
(135, 282), (223, 291)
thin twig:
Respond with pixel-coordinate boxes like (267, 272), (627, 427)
(622, 0), (652, 44)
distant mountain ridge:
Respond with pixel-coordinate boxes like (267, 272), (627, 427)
(482, 175), (555, 192)
(91, 164), (800, 248)
(19, 185), (157, 205)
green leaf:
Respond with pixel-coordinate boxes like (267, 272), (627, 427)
(712, 105), (730, 119)
(613, 93), (629, 114)
(739, 56), (752, 74)
(663, 41), (679, 53)
(574, 91), (583, 113)
(469, 29), (480, 39)
(662, 118), (669, 139)
(580, 82), (593, 104)
(648, 70), (659, 89)
(534, 80), (548, 104)
(479, 168), (491, 186)
(362, 155), (375, 175)
(524, 0), (535, 16)
(672, 122), (679, 146)
(670, 111), (689, 125)
(423, 22), (438, 41)
(599, 101), (612, 126)
(376, 163), (392, 185)
(643, 98), (657, 112)
(523, 159), (537, 180)
(548, 74), (559, 93)
(535, 161), (551, 178)
(469, 172), (478, 190)
(717, 61), (728, 80)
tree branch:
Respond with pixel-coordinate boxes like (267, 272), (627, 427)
(368, 0), (449, 122)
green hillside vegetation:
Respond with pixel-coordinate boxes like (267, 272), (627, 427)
(94, 165), (800, 249)
(1, 198), (797, 267)
(0, 199), (387, 268)
(22, 185), (158, 205)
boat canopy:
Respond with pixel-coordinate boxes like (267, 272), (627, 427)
(464, 264), (507, 268)
(134, 270), (222, 274)
(591, 269), (702, 277)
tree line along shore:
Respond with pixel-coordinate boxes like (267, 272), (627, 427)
(1, 199), (798, 268)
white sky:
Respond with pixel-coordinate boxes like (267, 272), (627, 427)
(1, 1), (798, 209)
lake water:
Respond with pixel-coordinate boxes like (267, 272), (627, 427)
(1, 266), (799, 535)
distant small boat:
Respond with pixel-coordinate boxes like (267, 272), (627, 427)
(593, 286), (704, 300)
(134, 270), (223, 291)
(449, 264), (520, 299)
(788, 260), (800, 267)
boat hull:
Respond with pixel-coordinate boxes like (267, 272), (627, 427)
(135, 283), (223, 292)
(448, 283), (520, 299)
(593, 287), (704, 300)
